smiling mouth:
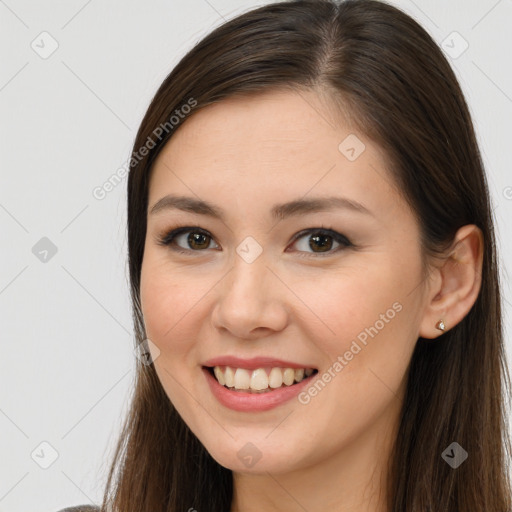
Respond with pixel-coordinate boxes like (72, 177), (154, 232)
(203, 365), (318, 393)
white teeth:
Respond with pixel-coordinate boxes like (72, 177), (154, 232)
(213, 366), (225, 386)
(224, 366), (235, 388)
(211, 365), (316, 391)
(234, 368), (250, 389)
(250, 368), (268, 390)
(268, 367), (283, 388)
(283, 368), (295, 386)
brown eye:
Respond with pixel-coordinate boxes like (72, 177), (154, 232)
(308, 233), (334, 252)
(290, 228), (352, 257)
(157, 227), (219, 253)
(157, 226), (352, 257)
(185, 232), (211, 250)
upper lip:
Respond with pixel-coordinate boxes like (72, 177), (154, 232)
(202, 356), (316, 370)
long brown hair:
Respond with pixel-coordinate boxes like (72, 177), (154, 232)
(99, 1), (512, 510)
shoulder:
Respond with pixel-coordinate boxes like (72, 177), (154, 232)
(56, 506), (100, 512)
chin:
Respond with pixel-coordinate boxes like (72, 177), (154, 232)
(197, 434), (310, 474)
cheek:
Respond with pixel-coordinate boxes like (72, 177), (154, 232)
(296, 257), (417, 375)
(295, 270), (415, 436)
(140, 257), (199, 357)
(140, 263), (202, 410)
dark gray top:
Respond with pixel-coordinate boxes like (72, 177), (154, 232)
(57, 506), (100, 512)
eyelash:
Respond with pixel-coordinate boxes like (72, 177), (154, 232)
(155, 225), (353, 258)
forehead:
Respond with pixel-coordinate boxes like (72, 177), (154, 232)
(155, 89), (359, 170)
(148, 89), (404, 221)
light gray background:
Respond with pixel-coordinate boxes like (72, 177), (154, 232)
(1, 1), (511, 511)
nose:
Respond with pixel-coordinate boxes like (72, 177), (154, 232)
(211, 253), (289, 340)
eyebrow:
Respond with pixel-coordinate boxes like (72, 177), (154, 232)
(149, 194), (374, 221)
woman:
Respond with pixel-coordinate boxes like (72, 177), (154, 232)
(60, 0), (512, 510)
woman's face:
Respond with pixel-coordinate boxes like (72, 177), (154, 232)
(140, 89), (430, 474)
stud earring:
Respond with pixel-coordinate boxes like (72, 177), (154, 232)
(435, 319), (446, 332)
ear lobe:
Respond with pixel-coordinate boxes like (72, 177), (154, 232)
(419, 224), (483, 339)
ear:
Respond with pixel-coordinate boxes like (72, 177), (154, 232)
(419, 224), (484, 339)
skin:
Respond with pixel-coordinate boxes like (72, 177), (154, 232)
(140, 88), (483, 512)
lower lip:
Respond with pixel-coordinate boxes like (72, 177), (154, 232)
(202, 367), (316, 412)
